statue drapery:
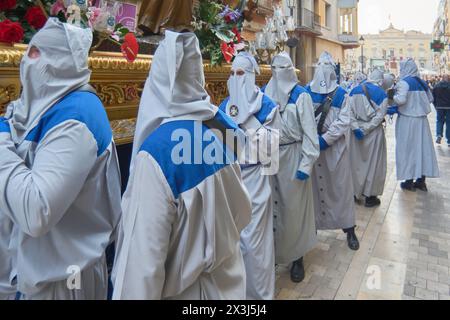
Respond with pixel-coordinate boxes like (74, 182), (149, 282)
(138, 0), (193, 34)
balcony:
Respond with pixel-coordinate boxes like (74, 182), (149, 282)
(296, 8), (322, 36)
(338, 33), (360, 49)
(337, 0), (358, 8)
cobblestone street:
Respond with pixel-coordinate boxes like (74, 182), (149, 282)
(275, 113), (450, 300)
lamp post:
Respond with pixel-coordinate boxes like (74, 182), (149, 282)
(286, 0), (298, 57)
(287, 0), (296, 16)
(359, 35), (365, 73)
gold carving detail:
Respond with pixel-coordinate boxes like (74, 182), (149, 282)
(0, 85), (19, 115)
(0, 44), (279, 144)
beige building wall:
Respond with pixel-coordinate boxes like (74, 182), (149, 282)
(357, 24), (433, 75)
(288, 0), (359, 83)
(316, 37), (345, 63)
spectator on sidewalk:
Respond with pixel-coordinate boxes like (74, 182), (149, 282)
(432, 74), (450, 146)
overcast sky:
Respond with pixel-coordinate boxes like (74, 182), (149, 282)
(359, 0), (440, 34)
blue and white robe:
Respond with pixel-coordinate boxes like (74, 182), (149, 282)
(393, 76), (439, 180)
(112, 110), (252, 300)
(348, 82), (388, 198)
(262, 85), (320, 264)
(0, 91), (122, 299)
(306, 86), (356, 230)
(219, 95), (279, 300)
(0, 117), (16, 300)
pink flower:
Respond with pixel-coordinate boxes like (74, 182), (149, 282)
(50, 0), (66, 16)
(87, 7), (101, 29)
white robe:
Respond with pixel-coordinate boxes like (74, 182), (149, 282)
(0, 91), (122, 300)
(393, 77), (440, 180)
(306, 86), (356, 230)
(264, 85), (320, 264)
(112, 112), (252, 300)
(349, 82), (388, 198)
(0, 120), (16, 298)
(0, 138), (16, 300)
(220, 94), (280, 300)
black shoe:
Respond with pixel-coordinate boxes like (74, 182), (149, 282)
(436, 136), (442, 144)
(365, 196), (381, 208)
(344, 228), (360, 251)
(290, 257), (305, 283)
(400, 180), (416, 192)
(414, 180), (428, 192)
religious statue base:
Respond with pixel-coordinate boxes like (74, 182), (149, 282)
(0, 43), (273, 145)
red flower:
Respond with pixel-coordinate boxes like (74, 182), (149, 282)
(232, 27), (242, 43)
(221, 41), (235, 64)
(25, 6), (47, 30)
(120, 33), (139, 63)
(0, 0), (16, 11)
(0, 19), (24, 44)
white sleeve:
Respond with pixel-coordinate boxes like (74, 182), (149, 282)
(360, 98), (388, 135)
(112, 152), (176, 300)
(393, 80), (409, 106)
(239, 107), (281, 167)
(0, 121), (97, 238)
(322, 96), (351, 146)
(297, 93), (320, 175)
(347, 95), (359, 131)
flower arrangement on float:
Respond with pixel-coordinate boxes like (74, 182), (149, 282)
(192, 0), (246, 66)
(0, 0), (139, 62)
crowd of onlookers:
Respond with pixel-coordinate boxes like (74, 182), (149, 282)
(425, 75), (446, 89)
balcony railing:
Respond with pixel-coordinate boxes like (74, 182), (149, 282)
(297, 8), (322, 33)
(338, 33), (359, 43)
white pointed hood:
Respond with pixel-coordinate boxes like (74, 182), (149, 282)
(132, 31), (217, 160)
(265, 52), (298, 110)
(352, 71), (367, 89)
(226, 52), (263, 124)
(400, 58), (419, 79)
(383, 73), (396, 90)
(8, 18), (92, 144)
(368, 69), (384, 87)
(310, 51), (338, 94)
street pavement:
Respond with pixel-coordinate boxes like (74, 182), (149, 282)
(275, 112), (450, 300)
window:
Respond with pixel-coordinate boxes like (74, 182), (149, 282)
(419, 48), (425, 58)
(325, 3), (332, 27)
(407, 47), (414, 57)
(389, 49), (395, 58)
(372, 47), (377, 56)
(339, 8), (353, 34)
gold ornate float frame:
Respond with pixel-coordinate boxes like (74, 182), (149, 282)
(0, 44), (275, 145)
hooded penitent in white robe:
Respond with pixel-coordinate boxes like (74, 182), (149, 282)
(349, 69), (389, 199)
(350, 72), (368, 90)
(112, 31), (252, 300)
(0, 18), (122, 300)
(219, 52), (281, 300)
(393, 58), (439, 181)
(306, 52), (355, 230)
(0, 117), (15, 300)
(263, 52), (320, 264)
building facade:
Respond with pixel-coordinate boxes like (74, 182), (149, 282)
(349, 24), (433, 76)
(432, 0), (450, 74)
(282, 0), (359, 84)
